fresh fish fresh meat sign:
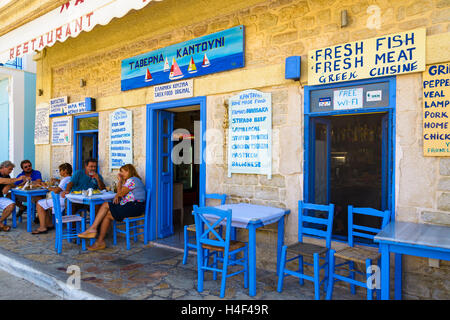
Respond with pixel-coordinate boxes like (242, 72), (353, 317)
(121, 26), (245, 91)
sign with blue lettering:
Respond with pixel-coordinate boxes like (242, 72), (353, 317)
(67, 97), (95, 115)
(334, 88), (363, 110)
(110, 108), (133, 169)
(308, 28), (426, 85)
(51, 116), (71, 146)
(228, 90), (272, 178)
(49, 96), (68, 116)
(121, 26), (244, 91)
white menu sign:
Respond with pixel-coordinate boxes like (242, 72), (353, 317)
(34, 102), (50, 145)
(110, 108), (133, 169)
(51, 116), (72, 145)
(228, 89), (272, 178)
(50, 96), (68, 115)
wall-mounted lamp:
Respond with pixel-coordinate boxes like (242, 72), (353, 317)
(341, 10), (348, 28)
(80, 79), (86, 87)
(38, 89), (43, 96)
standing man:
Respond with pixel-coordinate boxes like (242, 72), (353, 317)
(61, 158), (106, 197)
(0, 161), (27, 231)
(14, 160), (43, 217)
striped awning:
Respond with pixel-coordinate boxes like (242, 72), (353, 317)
(0, 0), (155, 63)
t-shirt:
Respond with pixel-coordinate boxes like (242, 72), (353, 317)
(70, 170), (104, 191)
(120, 177), (146, 205)
(58, 176), (71, 191)
(0, 173), (11, 196)
(15, 170), (42, 185)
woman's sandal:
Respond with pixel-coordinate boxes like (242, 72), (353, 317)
(87, 242), (106, 251)
(78, 231), (97, 239)
(31, 228), (48, 235)
(0, 225), (11, 232)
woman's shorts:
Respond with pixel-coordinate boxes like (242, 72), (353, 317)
(0, 197), (15, 211)
(109, 201), (146, 222)
(37, 197), (65, 213)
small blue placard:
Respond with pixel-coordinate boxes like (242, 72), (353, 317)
(121, 26), (245, 91)
(49, 97), (95, 117)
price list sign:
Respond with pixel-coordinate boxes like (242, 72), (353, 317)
(228, 90), (272, 178)
(423, 63), (450, 156)
(110, 108), (133, 169)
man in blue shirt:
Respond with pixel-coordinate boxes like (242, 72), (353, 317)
(15, 160), (44, 217)
(61, 158), (106, 196)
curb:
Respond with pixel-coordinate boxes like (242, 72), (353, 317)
(0, 246), (124, 300)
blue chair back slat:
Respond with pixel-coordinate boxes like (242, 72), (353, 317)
(193, 205), (231, 250)
(298, 200), (335, 248)
(51, 192), (63, 223)
(205, 193), (227, 205)
(348, 205), (391, 247)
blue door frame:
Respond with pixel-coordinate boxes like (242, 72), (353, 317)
(304, 77), (396, 226)
(146, 96), (207, 241)
(73, 113), (99, 171)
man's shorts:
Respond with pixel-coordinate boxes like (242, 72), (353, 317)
(0, 197), (15, 211)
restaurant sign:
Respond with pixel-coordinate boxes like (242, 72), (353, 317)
(228, 90), (272, 179)
(423, 62), (450, 156)
(121, 26), (245, 91)
(50, 96), (68, 117)
(308, 28), (426, 85)
(110, 108), (133, 169)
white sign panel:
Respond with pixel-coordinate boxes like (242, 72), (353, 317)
(50, 96), (68, 115)
(366, 90), (382, 102)
(228, 90), (272, 178)
(154, 80), (194, 102)
(333, 88), (363, 110)
(67, 101), (87, 115)
(110, 108), (133, 169)
(34, 103), (50, 145)
(52, 116), (72, 146)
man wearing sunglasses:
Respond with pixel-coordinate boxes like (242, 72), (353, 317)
(14, 160), (43, 218)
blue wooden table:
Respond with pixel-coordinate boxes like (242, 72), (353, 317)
(374, 221), (450, 300)
(10, 188), (49, 232)
(66, 191), (116, 245)
(211, 203), (290, 297)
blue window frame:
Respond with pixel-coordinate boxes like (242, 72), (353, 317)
(73, 113), (99, 171)
(304, 76), (396, 243)
(146, 96), (207, 241)
(0, 57), (23, 70)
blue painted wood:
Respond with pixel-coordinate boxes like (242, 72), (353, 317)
(278, 201), (334, 300)
(113, 189), (151, 250)
(146, 96), (207, 241)
(73, 113), (99, 171)
(51, 192), (85, 254)
(193, 205), (248, 298)
(10, 188), (48, 232)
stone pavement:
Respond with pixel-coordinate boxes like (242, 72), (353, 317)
(0, 216), (365, 300)
(0, 269), (60, 300)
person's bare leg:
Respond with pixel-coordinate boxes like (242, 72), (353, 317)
(35, 204), (48, 231)
(88, 210), (113, 250)
(0, 204), (15, 231)
(45, 209), (53, 228)
(79, 202), (110, 236)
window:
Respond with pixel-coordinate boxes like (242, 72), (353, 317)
(0, 58), (23, 70)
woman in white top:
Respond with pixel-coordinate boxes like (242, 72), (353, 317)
(32, 163), (72, 235)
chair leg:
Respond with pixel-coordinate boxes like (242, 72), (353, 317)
(313, 253), (320, 300)
(349, 261), (356, 295)
(113, 221), (117, 245)
(197, 243), (204, 293)
(220, 252), (229, 298)
(366, 258), (373, 300)
(213, 251), (218, 281)
(133, 222), (138, 243)
(376, 259), (382, 300)
(126, 219), (131, 250)
(182, 226), (189, 265)
(244, 246), (249, 289)
(298, 255), (304, 286)
(277, 245), (287, 293)
(81, 219), (86, 251)
(326, 249), (336, 300)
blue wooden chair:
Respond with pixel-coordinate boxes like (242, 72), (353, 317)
(277, 201), (335, 300)
(326, 206), (390, 300)
(52, 192), (86, 254)
(182, 193), (226, 265)
(113, 189), (151, 250)
(193, 205), (248, 298)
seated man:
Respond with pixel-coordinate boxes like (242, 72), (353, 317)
(32, 163), (72, 235)
(0, 161), (27, 231)
(14, 160), (44, 217)
(61, 158), (106, 196)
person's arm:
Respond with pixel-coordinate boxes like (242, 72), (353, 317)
(60, 181), (73, 198)
(0, 176), (25, 185)
(113, 176), (131, 204)
(92, 173), (106, 190)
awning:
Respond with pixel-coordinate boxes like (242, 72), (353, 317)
(0, 0), (155, 64)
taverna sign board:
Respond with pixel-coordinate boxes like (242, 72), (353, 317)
(228, 90), (272, 179)
(308, 28), (426, 85)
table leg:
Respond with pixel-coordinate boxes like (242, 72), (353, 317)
(395, 253), (402, 300)
(26, 195), (32, 232)
(90, 202), (96, 246)
(248, 224), (257, 297)
(11, 193), (16, 228)
(380, 243), (390, 300)
(277, 215), (285, 276)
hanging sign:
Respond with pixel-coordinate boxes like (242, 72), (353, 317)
(121, 25), (245, 91)
(423, 62), (450, 156)
(110, 108), (133, 169)
(228, 90), (272, 179)
(308, 28), (426, 85)
(51, 116), (72, 146)
(50, 96), (68, 116)
(154, 79), (194, 102)
(34, 103), (50, 145)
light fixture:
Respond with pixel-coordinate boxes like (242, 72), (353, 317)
(80, 79), (86, 87)
(341, 10), (348, 28)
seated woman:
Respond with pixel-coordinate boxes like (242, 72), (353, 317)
(32, 163), (72, 235)
(77, 164), (146, 251)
